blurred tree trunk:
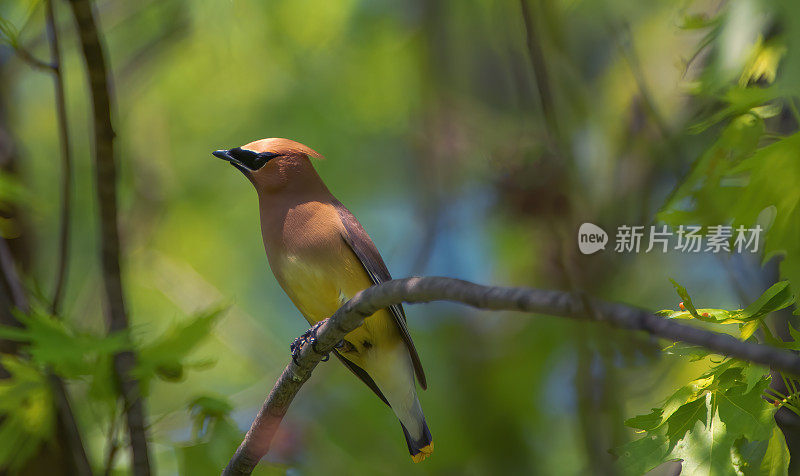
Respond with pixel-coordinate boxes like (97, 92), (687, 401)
(66, 0), (151, 472)
(0, 63), (90, 476)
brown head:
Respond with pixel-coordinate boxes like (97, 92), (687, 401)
(212, 138), (325, 194)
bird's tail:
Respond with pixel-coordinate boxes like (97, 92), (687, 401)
(401, 417), (434, 463)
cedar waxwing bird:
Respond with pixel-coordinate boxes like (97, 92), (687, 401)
(212, 138), (433, 462)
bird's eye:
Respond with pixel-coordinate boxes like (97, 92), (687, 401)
(252, 155), (269, 169)
(224, 148), (279, 171)
(228, 147), (252, 161)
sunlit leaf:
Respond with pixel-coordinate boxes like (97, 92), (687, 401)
(669, 407), (731, 476)
(740, 320), (759, 341)
(739, 37), (786, 87)
(661, 281), (794, 326)
(617, 364), (777, 474)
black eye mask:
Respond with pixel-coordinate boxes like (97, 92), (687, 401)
(212, 148), (280, 171)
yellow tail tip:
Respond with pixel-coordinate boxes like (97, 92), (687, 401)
(411, 442), (434, 463)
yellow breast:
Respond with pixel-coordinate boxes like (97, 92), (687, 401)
(264, 201), (400, 358)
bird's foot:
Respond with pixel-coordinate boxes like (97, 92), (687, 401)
(290, 322), (330, 365)
(335, 339), (354, 353)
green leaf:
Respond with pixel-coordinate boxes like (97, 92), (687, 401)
(688, 88), (774, 134)
(0, 310), (129, 378)
(669, 409), (732, 476)
(739, 38), (786, 87)
(760, 426), (790, 476)
(189, 395), (233, 420)
(740, 363), (769, 394)
(661, 377), (713, 425)
(176, 419), (241, 475)
(740, 320), (760, 341)
(188, 394), (234, 438)
(0, 356), (55, 472)
(658, 125), (800, 306)
(617, 364), (779, 475)
(665, 397), (708, 451)
(660, 307), (745, 324)
(679, 13), (718, 30)
(726, 134), (800, 314)
(669, 279), (701, 319)
(663, 342), (711, 362)
(734, 437), (768, 475)
(612, 432), (670, 475)
(134, 306), (226, 392)
(625, 408), (663, 432)
(660, 281), (794, 326)
(740, 281), (795, 320)
(717, 380), (774, 443)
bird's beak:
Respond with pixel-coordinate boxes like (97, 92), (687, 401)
(212, 149), (233, 161)
(213, 149), (252, 176)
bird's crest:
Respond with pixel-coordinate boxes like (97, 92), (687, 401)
(241, 138), (324, 160)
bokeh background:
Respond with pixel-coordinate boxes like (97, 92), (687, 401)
(1, 0), (799, 474)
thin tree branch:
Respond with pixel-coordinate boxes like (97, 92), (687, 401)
(224, 276), (800, 474)
(519, 0), (559, 146)
(65, 0), (151, 473)
(7, 0), (74, 315)
(614, 21), (671, 140)
(45, 0), (73, 315)
(0, 236), (92, 475)
(9, 43), (56, 72)
(103, 404), (121, 476)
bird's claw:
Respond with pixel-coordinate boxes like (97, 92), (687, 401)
(290, 322), (330, 365)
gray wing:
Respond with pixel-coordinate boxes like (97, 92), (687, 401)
(333, 200), (428, 390)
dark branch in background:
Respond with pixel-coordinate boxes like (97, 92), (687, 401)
(614, 22), (671, 140)
(102, 402), (122, 476)
(65, 0), (152, 473)
(0, 236), (92, 475)
(46, 0), (73, 315)
(519, 0), (559, 147)
(1, 3), (87, 473)
(0, 238), (27, 313)
(224, 276), (800, 475)
(8, 44), (56, 72)
(519, 3), (623, 469)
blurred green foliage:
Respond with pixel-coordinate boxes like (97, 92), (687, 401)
(1, 0), (800, 474)
(0, 356), (54, 472)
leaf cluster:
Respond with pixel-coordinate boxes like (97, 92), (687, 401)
(0, 305), (226, 471)
(616, 279), (796, 475)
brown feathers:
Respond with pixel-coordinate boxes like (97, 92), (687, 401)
(241, 137), (324, 160)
